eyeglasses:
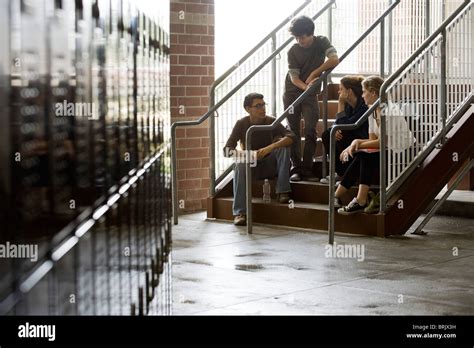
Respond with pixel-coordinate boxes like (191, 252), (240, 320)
(250, 103), (266, 109)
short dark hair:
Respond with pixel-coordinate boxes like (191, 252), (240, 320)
(289, 16), (315, 36)
(243, 93), (264, 109)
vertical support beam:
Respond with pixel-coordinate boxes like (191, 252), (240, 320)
(271, 34), (277, 116)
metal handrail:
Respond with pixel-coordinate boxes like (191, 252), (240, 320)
(171, 0), (336, 225)
(327, 101), (380, 244)
(328, 0), (472, 244)
(209, 0), (336, 194)
(379, 0), (473, 211)
(208, 0), (313, 93)
(245, 0), (401, 234)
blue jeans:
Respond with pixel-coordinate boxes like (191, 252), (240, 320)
(232, 147), (291, 215)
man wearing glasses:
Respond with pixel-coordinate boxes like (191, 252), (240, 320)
(223, 93), (296, 226)
(284, 15), (339, 181)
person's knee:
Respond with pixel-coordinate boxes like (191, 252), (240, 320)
(273, 146), (291, 158)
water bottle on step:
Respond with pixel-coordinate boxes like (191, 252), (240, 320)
(263, 179), (271, 203)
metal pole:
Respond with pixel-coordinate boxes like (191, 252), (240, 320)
(379, 106), (387, 213)
(171, 124), (178, 225)
(328, 127), (337, 244)
(271, 34), (277, 116)
(327, 3), (333, 43)
(322, 76), (328, 178)
(387, 0), (393, 74)
(245, 131), (253, 235)
(380, 18), (385, 77)
(425, 0), (430, 38)
(424, 0), (430, 80)
(209, 90), (216, 196)
(440, 29), (447, 142)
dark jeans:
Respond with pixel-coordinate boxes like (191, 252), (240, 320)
(321, 128), (358, 177)
(283, 93), (319, 173)
(340, 152), (380, 189)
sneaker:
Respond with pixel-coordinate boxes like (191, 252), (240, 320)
(278, 192), (290, 204)
(364, 192), (380, 214)
(233, 214), (246, 226)
(290, 173), (302, 181)
(334, 197), (342, 208)
(337, 198), (367, 215)
(320, 175), (341, 185)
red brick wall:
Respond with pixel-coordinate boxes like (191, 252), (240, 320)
(170, 0), (215, 212)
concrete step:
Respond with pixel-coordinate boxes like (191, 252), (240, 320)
(212, 197), (381, 236)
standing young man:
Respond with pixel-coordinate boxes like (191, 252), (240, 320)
(284, 15), (339, 181)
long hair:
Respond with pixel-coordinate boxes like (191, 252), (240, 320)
(362, 75), (384, 96)
(340, 75), (364, 99)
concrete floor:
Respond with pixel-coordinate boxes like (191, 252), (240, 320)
(172, 212), (474, 315)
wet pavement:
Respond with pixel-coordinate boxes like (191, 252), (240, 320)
(172, 212), (474, 315)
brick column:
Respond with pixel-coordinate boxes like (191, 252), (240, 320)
(170, 0), (214, 212)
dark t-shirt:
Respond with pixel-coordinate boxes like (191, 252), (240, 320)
(223, 116), (296, 154)
(284, 35), (337, 96)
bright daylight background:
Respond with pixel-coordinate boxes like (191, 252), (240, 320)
(215, 0), (305, 76)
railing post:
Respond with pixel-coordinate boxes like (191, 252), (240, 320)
(271, 33), (277, 116)
(245, 131), (253, 235)
(380, 18), (385, 77)
(379, 101), (387, 213)
(210, 90), (216, 196)
(322, 76), (328, 178)
(425, 0), (430, 38)
(424, 0), (430, 79)
(171, 124), (178, 225)
(327, 2), (333, 43)
(387, 0), (393, 75)
(328, 127), (337, 244)
(439, 28), (447, 141)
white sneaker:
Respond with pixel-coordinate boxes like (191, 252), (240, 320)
(320, 175), (341, 185)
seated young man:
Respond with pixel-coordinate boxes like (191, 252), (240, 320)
(223, 93), (296, 226)
(320, 75), (368, 184)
